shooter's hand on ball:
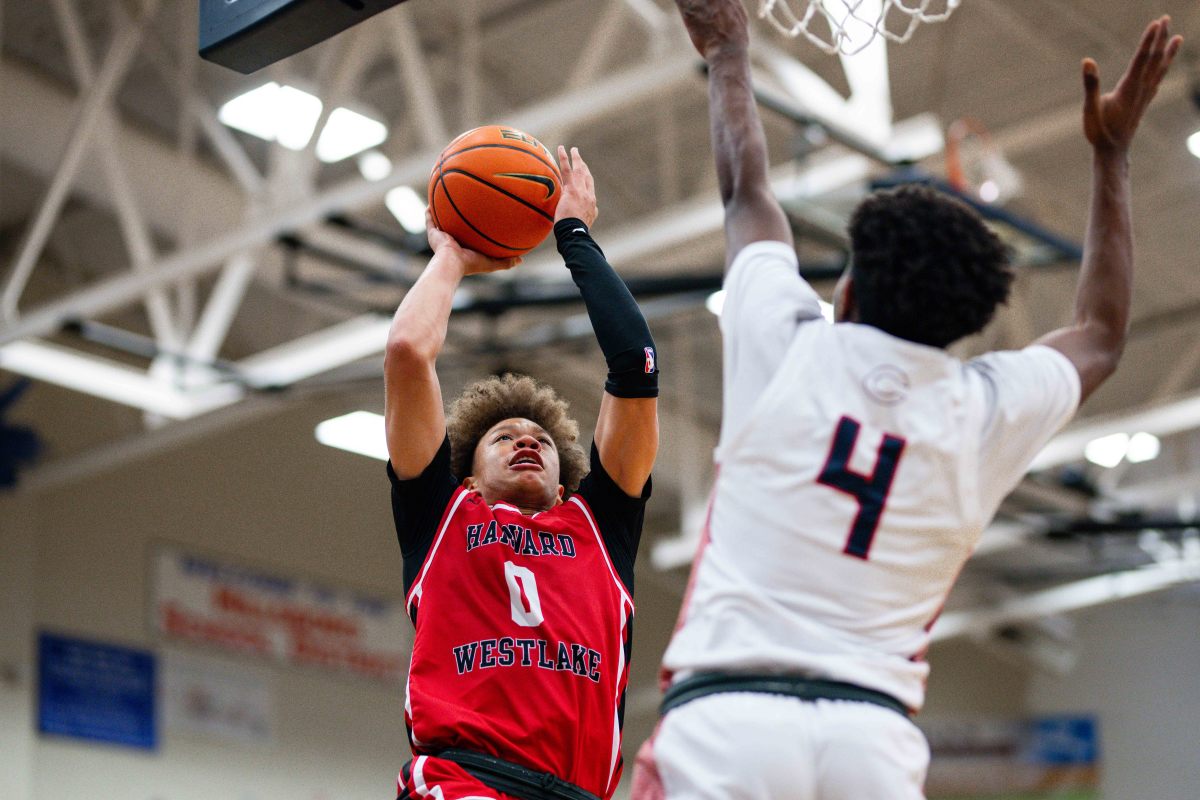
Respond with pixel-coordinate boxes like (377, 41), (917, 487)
(554, 146), (598, 227)
(1083, 15), (1182, 156)
(426, 210), (522, 276)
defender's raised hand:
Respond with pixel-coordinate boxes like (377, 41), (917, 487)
(1083, 15), (1183, 155)
(425, 210), (521, 275)
(674, 0), (749, 59)
(554, 146), (598, 228)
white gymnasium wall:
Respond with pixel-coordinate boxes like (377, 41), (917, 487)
(0, 491), (37, 800)
(1025, 590), (1200, 800)
(11, 395), (410, 800)
(5, 383), (1200, 799)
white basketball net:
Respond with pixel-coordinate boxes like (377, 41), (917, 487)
(759, 0), (962, 55)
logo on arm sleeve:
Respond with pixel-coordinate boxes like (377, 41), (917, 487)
(644, 347), (656, 374)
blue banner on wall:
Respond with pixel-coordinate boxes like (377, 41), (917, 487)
(38, 632), (157, 750)
(922, 714), (1100, 798)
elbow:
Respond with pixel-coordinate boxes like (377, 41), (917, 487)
(1094, 346), (1123, 384)
(385, 330), (436, 372)
(1085, 319), (1127, 369)
(1081, 322), (1126, 384)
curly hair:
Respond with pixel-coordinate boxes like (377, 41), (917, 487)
(446, 373), (588, 493)
(848, 184), (1014, 348)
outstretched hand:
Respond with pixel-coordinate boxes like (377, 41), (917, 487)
(674, 0), (749, 59)
(425, 210), (522, 276)
(554, 146), (599, 227)
(1083, 15), (1182, 155)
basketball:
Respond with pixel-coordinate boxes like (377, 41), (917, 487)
(427, 125), (562, 259)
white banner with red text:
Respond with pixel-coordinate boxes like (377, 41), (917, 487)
(152, 545), (408, 684)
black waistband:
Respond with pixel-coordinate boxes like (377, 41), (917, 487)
(661, 672), (910, 718)
(432, 749), (601, 800)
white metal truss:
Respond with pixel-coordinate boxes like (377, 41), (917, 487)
(0, 0), (1196, 512)
(932, 539), (1200, 642)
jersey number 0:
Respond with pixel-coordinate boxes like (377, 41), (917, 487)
(817, 416), (906, 560)
(504, 561), (544, 626)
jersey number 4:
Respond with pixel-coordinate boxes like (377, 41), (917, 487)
(817, 416), (906, 560)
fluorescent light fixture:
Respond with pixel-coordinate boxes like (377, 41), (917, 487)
(1084, 432), (1129, 468)
(386, 186), (428, 234)
(218, 82), (323, 151)
(238, 315), (392, 388)
(316, 107), (388, 163)
(1125, 431), (1161, 464)
(358, 150), (393, 181)
(1189, 130), (1200, 159)
(0, 339), (242, 419)
(275, 86), (324, 149)
(315, 410), (389, 461)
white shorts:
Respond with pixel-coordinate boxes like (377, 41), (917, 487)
(654, 692), (929, 800)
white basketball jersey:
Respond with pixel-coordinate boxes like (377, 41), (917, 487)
(662, 241), (1081, 711)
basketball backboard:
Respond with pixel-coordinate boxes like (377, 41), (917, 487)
(199, 0), (412, 74)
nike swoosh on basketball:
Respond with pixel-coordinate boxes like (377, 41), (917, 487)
(495, 172), (557, 200)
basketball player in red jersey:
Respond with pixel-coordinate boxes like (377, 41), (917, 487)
(385, 145), (659, 800)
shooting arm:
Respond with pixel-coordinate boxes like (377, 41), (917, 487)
(383, 251), (463, 478)
(556, 219), (659, 498)
(386, 217), (520, 477)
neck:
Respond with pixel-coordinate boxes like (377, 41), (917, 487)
(474, 487), (552, 514)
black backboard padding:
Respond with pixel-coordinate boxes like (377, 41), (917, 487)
(199, 0), (411, 74)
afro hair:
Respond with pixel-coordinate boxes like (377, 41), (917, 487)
(848, 184), (1014, 348)
(446, 373), (588, 493)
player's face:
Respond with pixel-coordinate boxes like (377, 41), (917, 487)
(465, 417), (564, 512)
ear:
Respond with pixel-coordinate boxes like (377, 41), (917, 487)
(462, 476), (478, 491)
(553, 485), (565, 506)
(840, 274), (858, 322)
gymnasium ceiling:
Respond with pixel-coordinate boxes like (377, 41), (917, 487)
(3, 0), (1200, 655)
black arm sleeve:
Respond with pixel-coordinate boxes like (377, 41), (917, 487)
(574, 442), (652, 595)
(555, 218), (660, 398)
(386, 436), (458, 596)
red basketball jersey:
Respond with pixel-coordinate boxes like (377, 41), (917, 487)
(389, 439), (646, 799)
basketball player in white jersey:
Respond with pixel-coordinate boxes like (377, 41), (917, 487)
(631, 4), (1182, 799)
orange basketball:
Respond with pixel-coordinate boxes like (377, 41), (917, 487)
(427, 125), (562, 259)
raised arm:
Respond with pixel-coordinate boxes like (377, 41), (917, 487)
(384, 216), (519, 478)
(1037, 16), (1182, 402)
(554, 146), (659, 497)
(675, 0), (792, 268)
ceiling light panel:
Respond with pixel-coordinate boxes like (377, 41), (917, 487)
(317, 107), (389, 163)
(218, 82), (323, 151)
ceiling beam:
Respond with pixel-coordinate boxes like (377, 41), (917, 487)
(1, 1), (159, 322)
(932, 552), (1200, 642)
(0, 56), (245, 240)
(0, 54), (697, 348)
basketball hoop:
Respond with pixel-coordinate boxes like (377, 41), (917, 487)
(759, 0), (962, 55)
(944, 117), (1022, 205)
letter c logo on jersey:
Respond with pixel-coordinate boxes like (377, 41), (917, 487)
(863, 365), (910, 405)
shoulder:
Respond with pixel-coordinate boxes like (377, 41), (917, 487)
(722, 241), (822, 329)
(968, 345), (1081, 404)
